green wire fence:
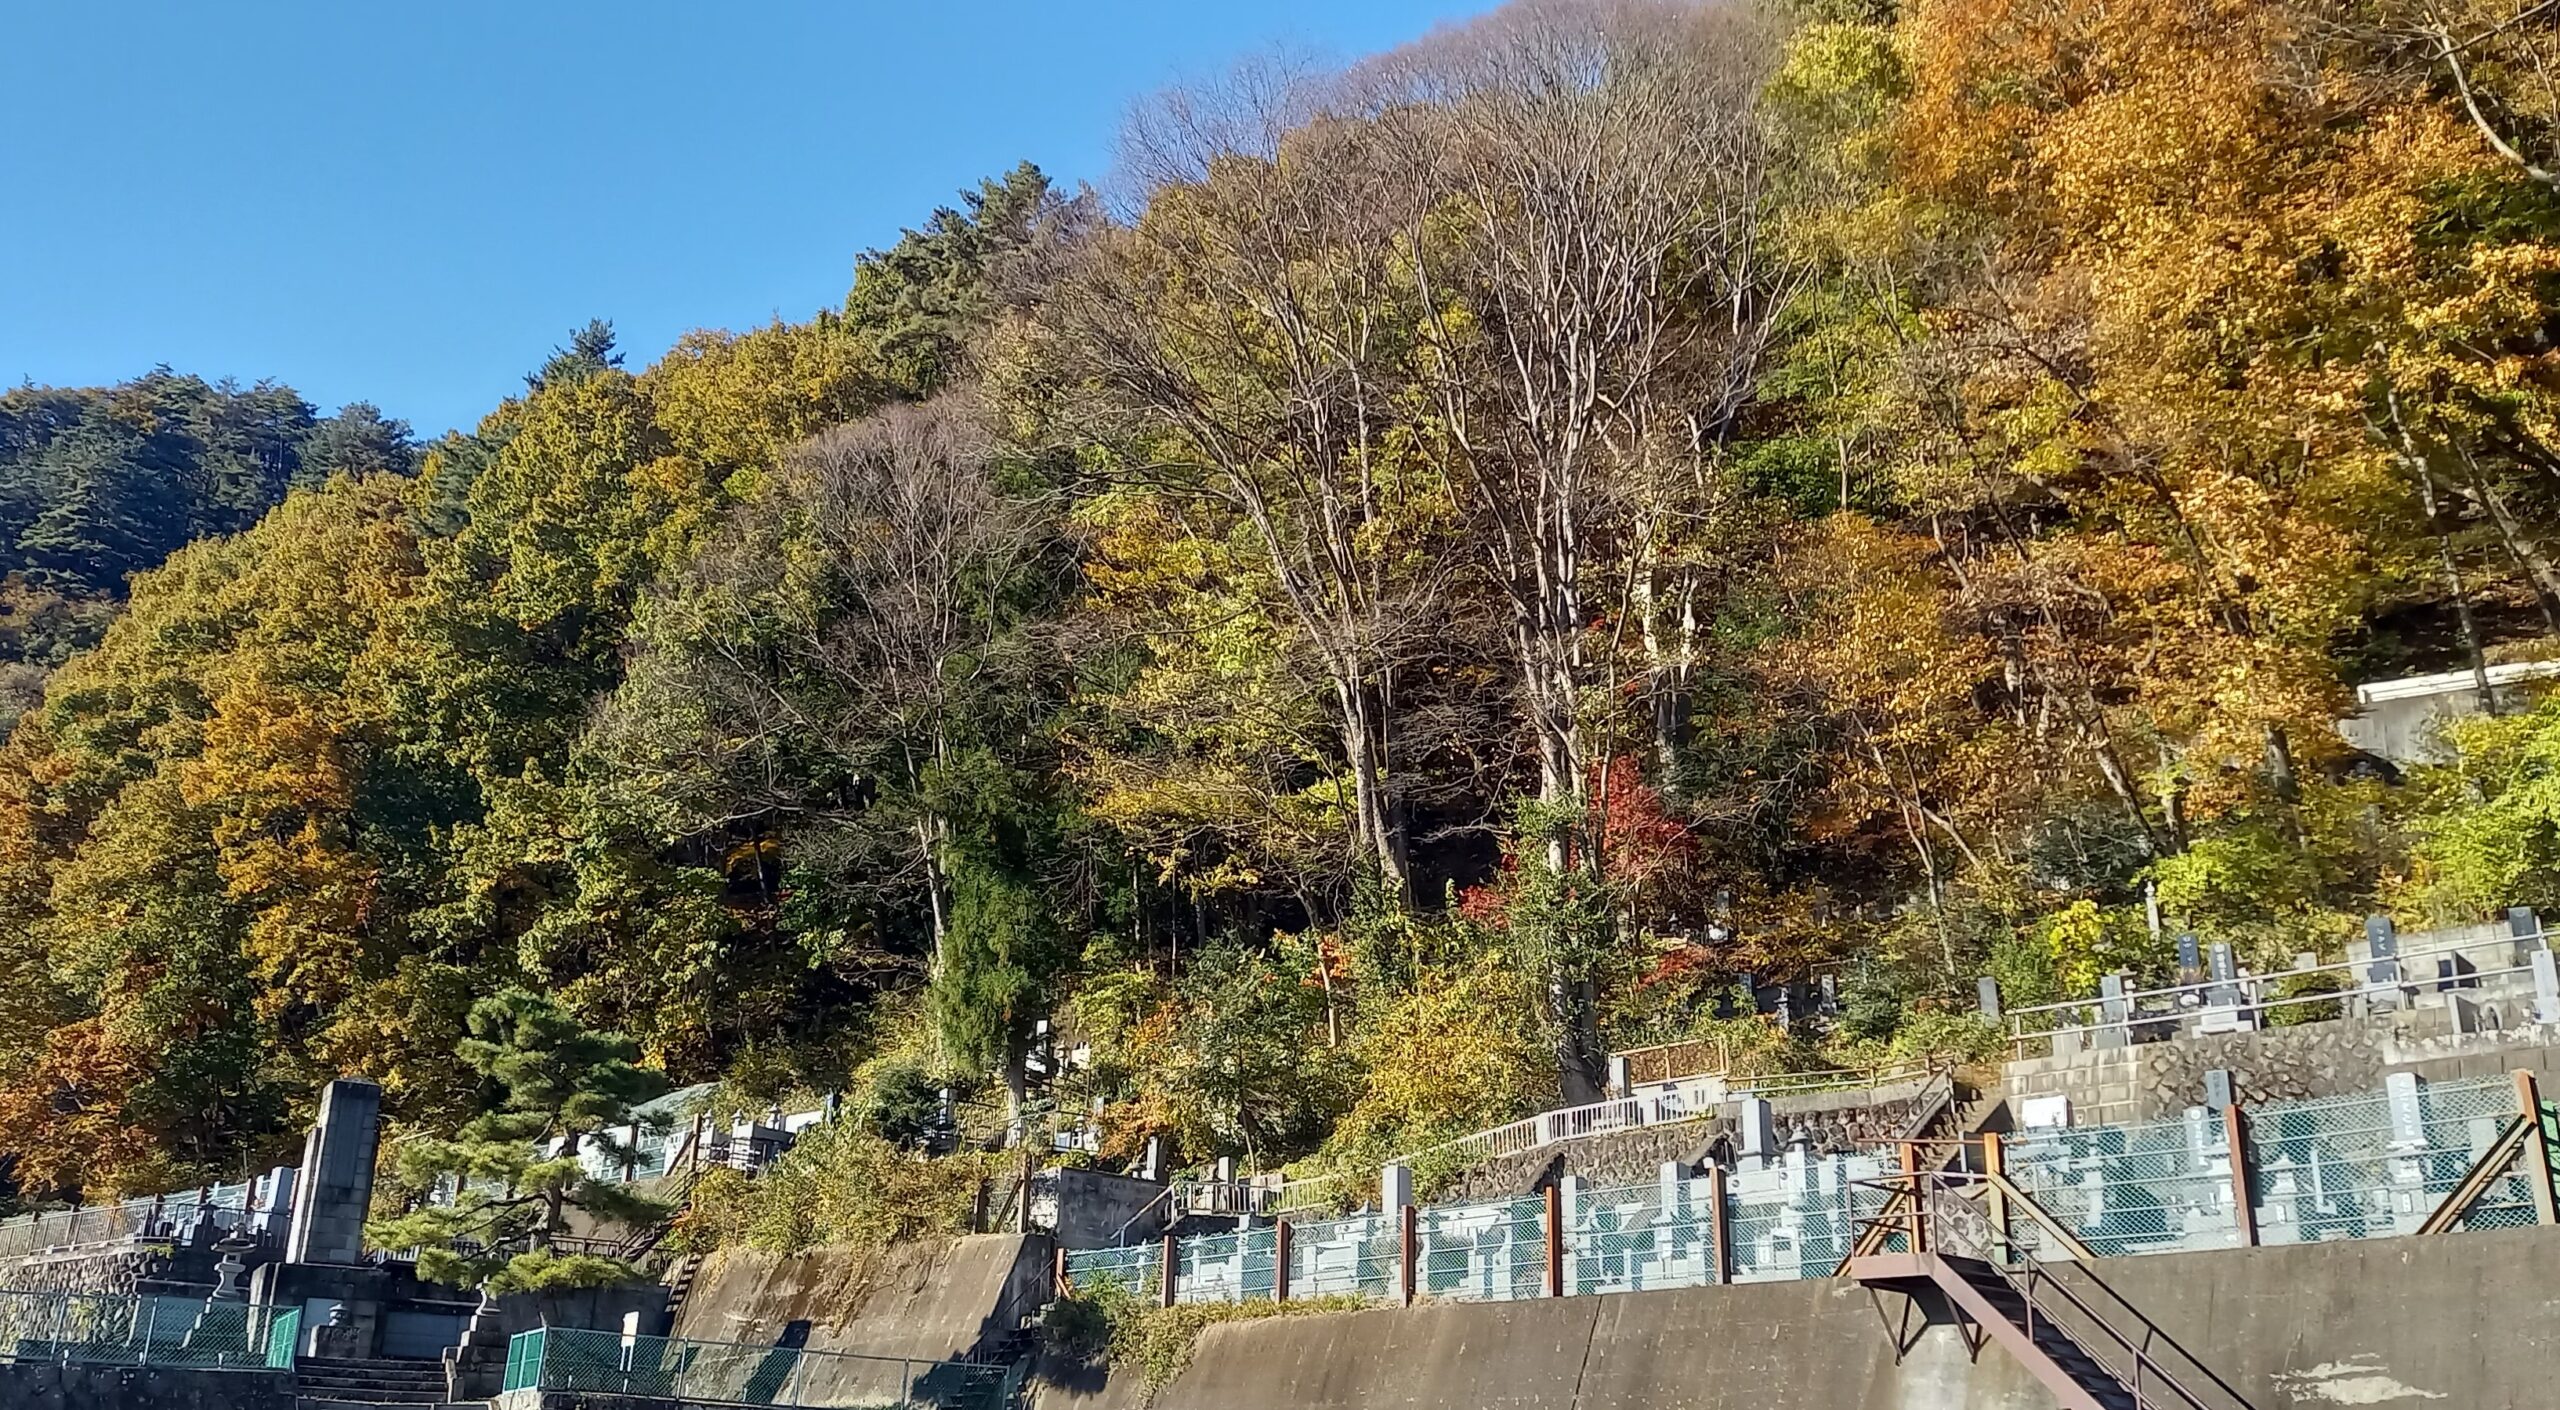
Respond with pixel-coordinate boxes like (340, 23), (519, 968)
(0, 1290), (298, 1371)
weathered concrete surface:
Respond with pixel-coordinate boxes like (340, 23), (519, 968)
(1038, 1226), (2560, 1410)
(0, 1362), (295, 1410)
(672, 1233), (1049, 1361)
(1044, 1170), (1171, 1250)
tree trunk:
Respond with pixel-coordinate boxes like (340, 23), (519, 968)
(1335, 678), (1411, 904)
(1554, 978), (1607, 1106)
(2417, 467), (2499, 713)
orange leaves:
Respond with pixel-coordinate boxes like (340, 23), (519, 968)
(0, 1019), (168, 1197)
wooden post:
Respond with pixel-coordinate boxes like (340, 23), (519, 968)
(2517, 1071), (2559, 1226)
(2224, 1105), (2258, 1247)
(1707, 1165), (1730, 1285)
(1053, 1245), (1070, 1299)
(1160, 1234), (1177, 1308)
(688, 1113), (705, 1178)
(1399, 1204), (1418, 1306)
(1981, 1132), (2009, 1259)
(1543, 1184), (1564, 1296)
(1274, 1220), (1293, 1302)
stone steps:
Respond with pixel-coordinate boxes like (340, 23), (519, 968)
(294, 1354), (451, 1407)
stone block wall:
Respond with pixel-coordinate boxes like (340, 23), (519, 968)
(2000, 1007), (2560, 1126)
(1435, 1078), (1945, 1203)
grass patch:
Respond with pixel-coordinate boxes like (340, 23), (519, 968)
(1044, 1283), (1373, 1398)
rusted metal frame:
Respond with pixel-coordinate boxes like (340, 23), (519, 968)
(1707, 1165), (1730, 1285)
(2518, 1070), (2560, 1226)
(1543, 1184), (1564, 1297)
(2224, 1104), (2258, 1247)
(1398, 1204), (1418, 1306)
(2415, 1115), (2530, 1235)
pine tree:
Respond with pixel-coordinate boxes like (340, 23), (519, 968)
(368, 989), (672, 1293)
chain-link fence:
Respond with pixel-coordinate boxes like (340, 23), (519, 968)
(2245, 1076), (2521, 1244)
(1417, 1196), (1545, 1303)
(2005, 1110), (2246, 1260)
(1560, 1177), (1719, 1296)
(1725, 1153), (1889, 1283)
(500, 1326), (1012, 1410)
(1057, 1076), (2549, 1313)
(1172, 1228), (1279, 1304)
(1285, 1212), (1399, 1301)
(0, 1290), (297, 1371)
(1061, 1243), (1162, 1300)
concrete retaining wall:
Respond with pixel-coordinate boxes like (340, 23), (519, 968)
(0, 1363), (294, 1410)
(1037, 1226), (2560, 1410)
(1042, 1171), (1170, 1250)
(671, 1233), (1049, 1361)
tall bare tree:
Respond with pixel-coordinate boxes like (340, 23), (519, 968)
(1042, 69), (1455, 904)
(615, 394), (1059, 971)
(1352, 0), (1795, 1095)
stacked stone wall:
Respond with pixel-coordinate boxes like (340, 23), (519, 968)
(1436, 1078), (1944, 1203)
(2002, 1008), (2560, 1125)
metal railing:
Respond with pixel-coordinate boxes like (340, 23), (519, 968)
(0, 1290), (299, 1371)
(2002, 930), (2549, 1058)
(1903, 1175), (2248, 1410)
(0, 1180), (282, 1260)
(501, 1326), (1011, 1409)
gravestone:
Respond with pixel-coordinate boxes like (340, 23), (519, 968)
(1977, 976), (2002, 1022)
(2367, 915), (2406, 1010)
(2095, 973), (2130, 1049)
(2200, 944), (2254, 1033)
(1737, 1097), (1777, 1167)
(2384, 1072), (2425, 1152)
(2203, 1068), (2234, 1110)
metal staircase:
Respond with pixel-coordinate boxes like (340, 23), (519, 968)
(1848, 1174), (2251, 1410)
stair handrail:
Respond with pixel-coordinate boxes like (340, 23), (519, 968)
(1921, 1178), (2250, 1410)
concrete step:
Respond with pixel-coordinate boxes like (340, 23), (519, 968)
(293, 1355), (452, 1407)
(297, 1371), (448, 1390)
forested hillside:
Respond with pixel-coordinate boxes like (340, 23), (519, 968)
(0, 373), (415, 723)
(8, 0), (2560, 1210)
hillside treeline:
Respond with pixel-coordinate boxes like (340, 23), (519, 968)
(8, 0), (2560, 1201)
(0, 375), (415, 723)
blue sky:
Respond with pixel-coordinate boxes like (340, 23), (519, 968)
(0, 1), (1488, 438)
